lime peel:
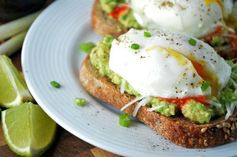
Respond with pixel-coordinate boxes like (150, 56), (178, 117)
(0, 55), (33, 108)
(2, 103), (57, 157)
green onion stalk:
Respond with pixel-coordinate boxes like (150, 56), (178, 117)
(0, 11), (41, 56)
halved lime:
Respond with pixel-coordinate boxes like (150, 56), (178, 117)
(1, 102), (57, 157)
(0, 55), (33, 108)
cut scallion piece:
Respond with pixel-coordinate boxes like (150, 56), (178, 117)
(144, 31), (151, 38)
(130, 43), (140, 50)
(201, 81), (209, 91)
(50, 81), (61, 88)
(119, 113), (131, 127)
(188, 38), (197, 46)
(74, 98), (87, 107)
(79, 42), (96, 53)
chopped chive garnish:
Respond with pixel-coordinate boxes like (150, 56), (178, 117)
(50, 81), (61, 88)
(211, 36), (222, 46)
(188, 38), (197, 46)
(74, 98), (87, 107)
(119, 113), (131, 127)
(130, 43), (140, 50)
(201, 81), (209, 91)
(79, 42), (96, 53)
(144, 31), (151, 38)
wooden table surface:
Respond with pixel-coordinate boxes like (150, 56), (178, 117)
(0, 1), (121, 156)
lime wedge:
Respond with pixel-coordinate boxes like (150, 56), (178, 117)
(1, 102), (57, 157)
(0, 55), (32, 108)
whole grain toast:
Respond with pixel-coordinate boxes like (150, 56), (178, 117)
(79, 56), (237, 148)
(91, 0), (127, 37)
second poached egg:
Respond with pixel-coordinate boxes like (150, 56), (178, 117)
(129, 0), (224, 38)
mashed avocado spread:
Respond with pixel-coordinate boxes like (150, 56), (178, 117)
(88, 36), (237, 124)
(99, 0), (141, 29)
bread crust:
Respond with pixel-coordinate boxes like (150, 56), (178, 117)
(80, 56), (237, 148)
(91, 0), (128, 37)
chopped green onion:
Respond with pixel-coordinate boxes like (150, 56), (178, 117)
(188, 38), (197, 46)
(130, 43), (140, 50)
(144, 31), (151, 38)
(211, 36), (222, 46)
(119, 113), (131, 127)
(79, 42), (96, 53)
(50, 81), (61, 88)
(201, 81), (209, 91)
(74, 98), (87, 107)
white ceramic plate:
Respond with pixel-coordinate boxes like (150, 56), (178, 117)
(22, 1), (237, 157)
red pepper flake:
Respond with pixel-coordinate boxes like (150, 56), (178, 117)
(109, 5), (129, 20)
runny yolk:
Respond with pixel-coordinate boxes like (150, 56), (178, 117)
(146, 46), (189, 65)
(192, 61), (204, 77)
(147, 46), (220, 96)
(192, 61), (220, 96)
(165, 48), (188, 65)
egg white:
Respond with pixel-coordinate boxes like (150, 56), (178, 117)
(129, 0), (223, 38)
(109, 29), (231, 98)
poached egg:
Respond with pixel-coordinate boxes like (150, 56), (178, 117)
(129, 0), (224, 38)
(109, 29), (231, 98)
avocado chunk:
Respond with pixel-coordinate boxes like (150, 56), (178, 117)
(100, 0), (125, 13)
(118, 9), (141, 29)
(150, 98), (178, 117)
(182, 100), (213, 124)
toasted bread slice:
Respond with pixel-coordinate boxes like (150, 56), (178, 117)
(80, 56), (237, 148)
(91, 0), (128, 37)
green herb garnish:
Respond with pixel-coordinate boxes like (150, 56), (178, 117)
(79, 42), (96, 53)
(144, 31), (151, 38)
(130, 43), (140, 50)
(119, 113), (131, 127)
(74, 98), (87, 107)
(188, 38), (197, 46)
(201, 81), (209, 91)
(50, 81), (61, 88)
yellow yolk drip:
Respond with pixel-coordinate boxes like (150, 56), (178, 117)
(190, 58), (220, 96)
(146, 46), (220, 96)
(165, 48), (188, 65)
(146, 46), (188, 65)
(166, 49), (220, 96)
